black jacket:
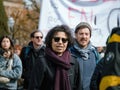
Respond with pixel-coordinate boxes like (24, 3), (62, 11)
(28, 54), (81, 90)
(20, 42), (45, 89)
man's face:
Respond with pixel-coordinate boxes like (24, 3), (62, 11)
(31, 32), (43, 47)
(75, 28), (91, 48)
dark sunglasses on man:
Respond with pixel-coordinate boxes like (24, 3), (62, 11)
(34, 36), (43, 39)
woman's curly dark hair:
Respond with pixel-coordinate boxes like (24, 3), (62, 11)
(45, 25), (74, 49)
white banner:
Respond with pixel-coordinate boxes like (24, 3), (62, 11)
(38, 0), (120, 46)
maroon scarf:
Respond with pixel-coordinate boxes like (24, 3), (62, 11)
(45, 48), (71, 90)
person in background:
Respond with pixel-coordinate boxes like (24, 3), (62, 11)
(14, 45), (22, 56)
(14, 44), (23, 90)
(70, 22), (100, 90)
(96, 46), (106, 59)
(28, 25), (81, 90)
(0, 35), (22, 90)
(20, 30), (45, 90)
(90, 27), (120, 90)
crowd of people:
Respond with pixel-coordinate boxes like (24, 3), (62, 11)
(0, 22), (119, 90)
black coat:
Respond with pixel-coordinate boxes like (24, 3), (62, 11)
(28, 54), (81, 90)
(20, 42), (45, 89)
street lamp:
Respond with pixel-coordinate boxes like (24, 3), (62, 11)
(8, 17), (15, 30)
(8, 17), (15, 40)
(23, 0), (33, 10)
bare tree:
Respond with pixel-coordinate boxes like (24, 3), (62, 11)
(0, 0), (9, 36)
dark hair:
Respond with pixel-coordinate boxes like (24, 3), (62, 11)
(45, 25), (74, 49)
(30, 30), (43, 38)
(0, 36), (14, 58)
(0, 36), (14, 49)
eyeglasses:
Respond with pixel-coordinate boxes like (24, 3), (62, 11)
(34, 36), (43, 39)
(53, 37), (68, 43)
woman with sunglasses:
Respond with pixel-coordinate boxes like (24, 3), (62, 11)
(28, 25), (81, 90)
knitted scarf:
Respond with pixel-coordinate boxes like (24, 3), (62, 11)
(73, 40), (92, 60)
(45, 48), (71, 90)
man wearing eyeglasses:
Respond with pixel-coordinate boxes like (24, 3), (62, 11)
(20, 30), (45, 90)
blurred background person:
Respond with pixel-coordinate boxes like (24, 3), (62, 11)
(20, 30), (45, 90)
(28, 25), (81, 90)
(0, 35), (22, 90)
(96, 46), (106, 59)
(14, 44), (22, 56)
(14, 44), (23, 90)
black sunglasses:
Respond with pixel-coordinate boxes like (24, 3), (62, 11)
(53, 37), (68, 43)
(34, 36), (43, 39)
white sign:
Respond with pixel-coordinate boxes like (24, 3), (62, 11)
(38, 0), (120, 46)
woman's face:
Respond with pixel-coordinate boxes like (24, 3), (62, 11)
(1, 38), (11, 50)
(51, 31), (68, 56)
